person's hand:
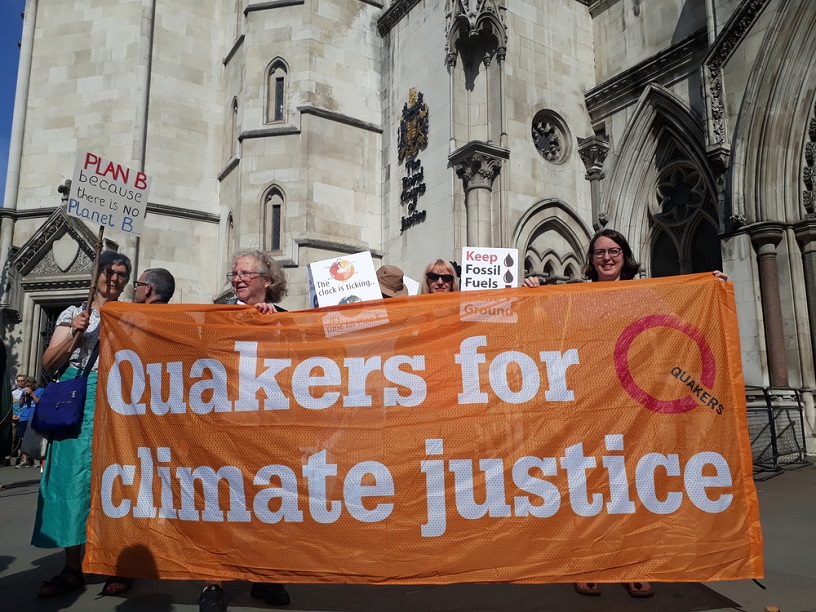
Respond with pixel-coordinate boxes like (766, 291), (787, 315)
(71, 310), (90, 336)
(523, 276), (541, 288)
(254, 302), (278, 314)
(712, 270), (728, 281)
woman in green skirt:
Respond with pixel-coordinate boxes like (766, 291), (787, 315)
(32, 250), (131, 598)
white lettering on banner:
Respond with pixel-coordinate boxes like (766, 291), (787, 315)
(100, 436), (734, 534)
(102, 447), (396, 525)
(108, 341), (429, 415)
(455, 336), (579, 404)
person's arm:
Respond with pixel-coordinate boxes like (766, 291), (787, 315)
(42, 310), (90, 372)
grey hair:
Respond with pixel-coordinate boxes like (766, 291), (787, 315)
(230, 250), (288, 303)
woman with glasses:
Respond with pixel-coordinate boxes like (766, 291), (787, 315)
(32, 250), (132, 598)
(199, 249), (291, 611)
(525, 230), (725, 597)
(584, 228), (641, 283)
(575, 230), (652, 598)
(222, 249), (288, 312)
(419, 259), (460, 294)
(577, 229), (724, 598)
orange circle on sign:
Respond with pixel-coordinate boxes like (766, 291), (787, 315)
(330, 260), (355, 281)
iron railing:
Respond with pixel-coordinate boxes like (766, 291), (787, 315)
(745, 385), (812, 481)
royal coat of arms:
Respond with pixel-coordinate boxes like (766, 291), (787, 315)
(398, 88), (429, 163)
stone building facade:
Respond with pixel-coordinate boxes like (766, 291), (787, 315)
(0, 0), (814, 437)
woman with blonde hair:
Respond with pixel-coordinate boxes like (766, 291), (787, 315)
(419, 259), (460, 294)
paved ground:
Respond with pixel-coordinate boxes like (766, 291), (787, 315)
(1, 462), (814, 612)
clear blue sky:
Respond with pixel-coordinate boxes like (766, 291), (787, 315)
(0, 1), (26, 201)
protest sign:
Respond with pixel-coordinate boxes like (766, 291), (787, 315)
(308, 251), (382, 306)
(85, 274), (762, 584)
(68, 152), (151, 236)
(461, 246), (519, 290)
(404, 275), (420, 295)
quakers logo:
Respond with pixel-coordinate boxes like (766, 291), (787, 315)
(614, 314), (725, 415)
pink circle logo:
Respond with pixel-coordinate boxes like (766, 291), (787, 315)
(614, 314), (716, 414)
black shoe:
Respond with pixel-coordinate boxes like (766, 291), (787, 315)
(198, 585), (226, 611)
(250, 582), (290, 606)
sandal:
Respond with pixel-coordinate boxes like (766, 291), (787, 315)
(99, 575), (133, 597)
(624, 581), (654, 598)
(574, 582), (601, 596)
(38, 566), (85, 598)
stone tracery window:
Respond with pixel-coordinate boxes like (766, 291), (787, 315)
(650, 160), (722, 276)
(524, 232), (582, 283)
(531, 110), (570, 164)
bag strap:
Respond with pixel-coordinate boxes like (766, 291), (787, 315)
(78, 341), (100, 379)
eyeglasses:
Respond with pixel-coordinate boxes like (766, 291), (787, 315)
(133, 281), (150, 289)
(102, 268), (129, 281)
(591, 247), (623, 259)
(427, 272), (454, 283)
(226, 271), (265, 281)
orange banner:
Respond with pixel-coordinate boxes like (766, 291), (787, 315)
(85, 273), (763, 584)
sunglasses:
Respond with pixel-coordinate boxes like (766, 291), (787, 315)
(426, 272), (454, 283)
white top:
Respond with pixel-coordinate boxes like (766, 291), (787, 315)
(55, 302), (101, 372)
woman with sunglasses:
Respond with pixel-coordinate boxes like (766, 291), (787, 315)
(33, 250), (132, 598)
(419, 259), (460, 294)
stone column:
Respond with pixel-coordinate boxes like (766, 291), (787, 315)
(497, 46), (507, 149)
(750, 223), (789, 386)
(794, 219), (816, 374)
(577, 135), (610, 231)
(449, 141), (508, 247)
(0, 2), (38, 304)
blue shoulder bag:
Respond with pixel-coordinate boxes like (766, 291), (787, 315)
(31, 342), (99, 434)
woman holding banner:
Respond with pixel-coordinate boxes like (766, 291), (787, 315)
(198, 249), (291, 611)
(224, 249), (288, 312)
(526, 229), (726, 598)
(32, 250), (132, 598)
(419, 259), (460, 294)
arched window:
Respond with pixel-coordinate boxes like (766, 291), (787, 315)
(649, 159), (722, 277)
(524, 257), (535, 277)
(262, 187), (284, 252)
(543, 260), (555, 281)
(266, 60), (288, 124)
(229, 97), (239, 160)
(515, 202), (588, 285)
(651, 230), (679, 278)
